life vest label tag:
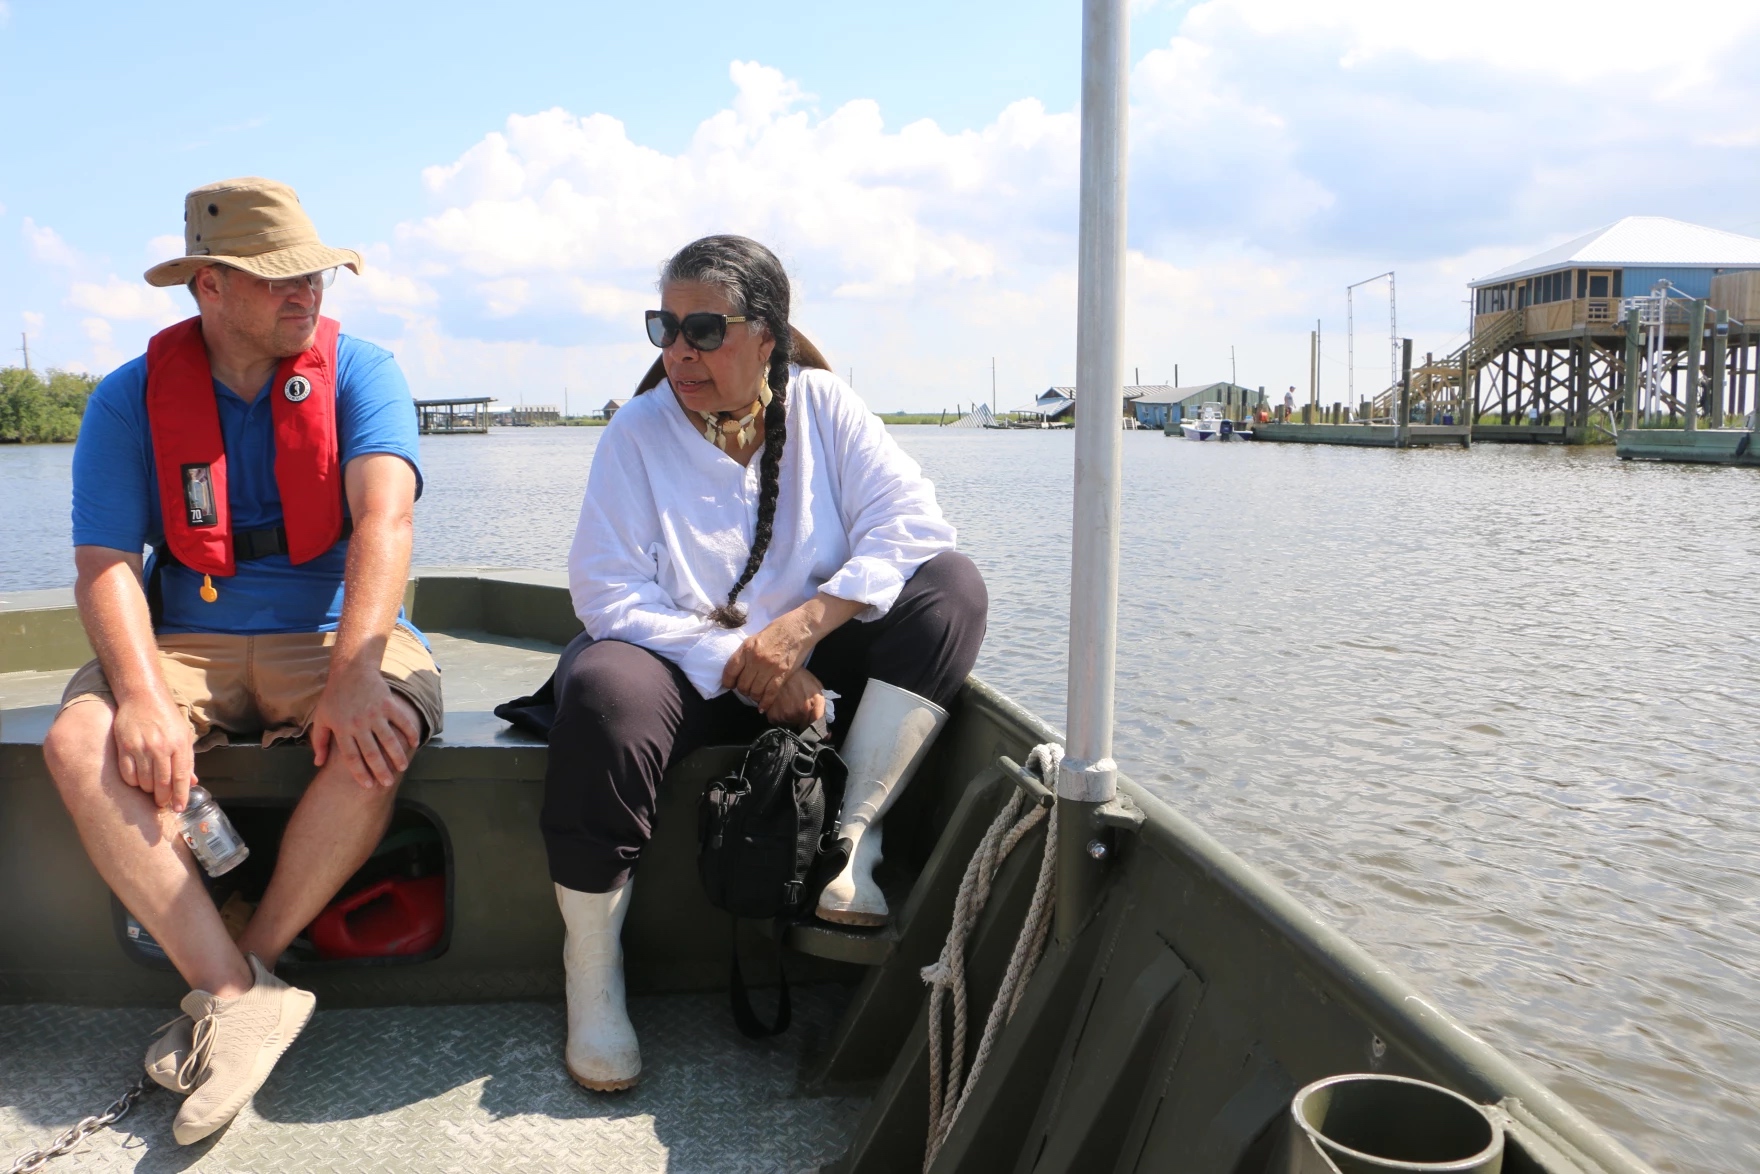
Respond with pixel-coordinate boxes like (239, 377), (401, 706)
(180, 463), (218, 527)
(283, 374), (312, 402)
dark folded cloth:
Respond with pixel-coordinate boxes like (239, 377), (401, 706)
(494, 676), (557, 739)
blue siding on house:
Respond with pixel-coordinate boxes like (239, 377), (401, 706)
(1134, 403), (1183, 427)
(1622, 267), (1722, 299)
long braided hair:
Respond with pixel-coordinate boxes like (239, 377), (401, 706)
(635, 235), (830, 628)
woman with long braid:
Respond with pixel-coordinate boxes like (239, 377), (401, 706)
(542, 235), (987, 1091)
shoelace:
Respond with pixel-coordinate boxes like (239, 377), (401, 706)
(175, 1011), (218, 1090)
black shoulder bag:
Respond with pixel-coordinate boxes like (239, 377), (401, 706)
(697, 722), (850, 1038)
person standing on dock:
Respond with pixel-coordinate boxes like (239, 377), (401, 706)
(40, 178), (442, 1146)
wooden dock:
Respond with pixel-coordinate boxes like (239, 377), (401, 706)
(1615, 428), (1759, 466)
(1253, 422), (1471, 448)
(1472, 424), (1588, 444)
(415, 397), (491, 435)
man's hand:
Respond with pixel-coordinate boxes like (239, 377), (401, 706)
(71, 545), (197, 811)
(763, 667), (826, 729)
(315, 452), (421, 788)
(309, 660), (420, 788)
(112, 694), (197, 812)
(721, 592), (865, 709)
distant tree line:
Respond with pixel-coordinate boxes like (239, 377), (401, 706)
(0, 366), (100, 443)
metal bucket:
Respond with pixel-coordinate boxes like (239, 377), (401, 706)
(1276, 1074), (1504, 1174)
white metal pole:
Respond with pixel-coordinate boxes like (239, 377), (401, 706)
(1388, 271), (1399, 396)
(1062, 0), (1127, 813)
(1347, 289), (1355, 407)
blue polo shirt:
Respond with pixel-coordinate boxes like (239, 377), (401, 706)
(71, 333), (425, 637)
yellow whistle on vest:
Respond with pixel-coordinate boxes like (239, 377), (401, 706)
(199, 575), (218, 603)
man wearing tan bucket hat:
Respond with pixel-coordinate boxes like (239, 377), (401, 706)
(43, 177), (443, 1145)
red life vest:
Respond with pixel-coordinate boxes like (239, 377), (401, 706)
(145, 315), (345, 579)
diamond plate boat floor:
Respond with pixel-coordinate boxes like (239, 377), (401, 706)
(1, 987), (864, 1173)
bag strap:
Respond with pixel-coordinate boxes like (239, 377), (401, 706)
(728, 915), (792, 1039)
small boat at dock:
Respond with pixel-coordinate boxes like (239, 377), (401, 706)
(1179, 401), (1246, 441)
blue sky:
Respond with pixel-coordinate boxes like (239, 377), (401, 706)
(5, 0), (1759, 410)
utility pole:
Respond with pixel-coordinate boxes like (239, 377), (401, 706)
(1315, 318), (1321, 406)
(18, 332), (30, 372)
(991, 357), (997, 416)
(564, 386), (569, 419)
(1309, 328), (1318, 411)
(1230, 346), (1236, 387)
(1388, 273), (1400, 396)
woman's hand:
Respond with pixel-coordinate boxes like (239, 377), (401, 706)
(763, 667), (826, 728)
(722, 593), (864, 709)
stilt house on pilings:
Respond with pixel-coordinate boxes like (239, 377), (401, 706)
(1455, 217), (1760, 442)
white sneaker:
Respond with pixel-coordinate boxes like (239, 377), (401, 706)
(172, 955), (316, 1145)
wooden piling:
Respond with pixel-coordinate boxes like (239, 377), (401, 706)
(1397, 339), (1413, 447)
(1710, 309), (1729, 427)
(1622, 307), (1641, 431)
(1685, 298), (1705, 432)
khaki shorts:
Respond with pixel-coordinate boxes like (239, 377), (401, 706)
(60, 625), (445, 753)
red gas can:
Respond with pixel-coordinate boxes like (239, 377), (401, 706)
(307, 876), (446, 960)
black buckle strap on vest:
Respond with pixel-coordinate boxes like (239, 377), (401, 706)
(232, 517), (355, 562)
(144, 518), (355, 627)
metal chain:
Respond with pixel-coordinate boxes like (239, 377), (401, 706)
(5, 1078), (152, 1174)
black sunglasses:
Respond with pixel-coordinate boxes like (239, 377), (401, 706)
(645, 309), (749, 351)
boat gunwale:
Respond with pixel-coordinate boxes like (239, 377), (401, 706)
(959, 672), (1652, 1174)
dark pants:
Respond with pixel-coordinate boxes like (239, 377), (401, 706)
(542, 551), (988, 892)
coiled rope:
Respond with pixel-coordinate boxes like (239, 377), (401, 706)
(920, 743), (1061, 1171)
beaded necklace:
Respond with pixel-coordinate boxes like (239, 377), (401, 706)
(698, 384), (774, 450)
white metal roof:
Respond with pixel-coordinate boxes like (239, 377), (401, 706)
(1472, 217), (1760, 287)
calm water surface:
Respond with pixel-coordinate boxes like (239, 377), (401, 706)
(3, 427), (1757, 1172)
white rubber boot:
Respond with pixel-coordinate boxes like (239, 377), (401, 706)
(816, 680), (949, 926)
(556, 880), (641, 1091)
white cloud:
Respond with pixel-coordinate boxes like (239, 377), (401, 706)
(79, 318), (124, 374)
(66, 277), (179, 324)
(23, 218), (80, 268)
(145, 234), (184, 264)
(21, 311), (43, 331)
(323, 35), (1760, 407)
(20, 15), (1760, 403)
(357, 62), (1087, 404)
(1197, 0), (1760, 82)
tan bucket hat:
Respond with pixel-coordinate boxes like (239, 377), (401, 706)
(143, 177), (364, 287)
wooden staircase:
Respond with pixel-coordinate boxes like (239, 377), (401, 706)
(1369, 310), (1521, 420)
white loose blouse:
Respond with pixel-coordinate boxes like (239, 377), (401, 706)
(568, 365), (958, 700)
